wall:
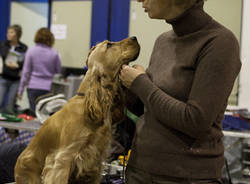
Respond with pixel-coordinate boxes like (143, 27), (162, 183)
(204, 0), (242, 42)
(51, 0), (92, 68)
(10, 2), (49, 47)
(239, 0), (250, 109)
(129, 1), (172, 68)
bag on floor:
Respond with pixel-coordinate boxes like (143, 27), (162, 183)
(35, 93), (67, 124)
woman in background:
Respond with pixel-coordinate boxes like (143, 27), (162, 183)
(0, 24), (27, 114)
(18, 27), (61, 114)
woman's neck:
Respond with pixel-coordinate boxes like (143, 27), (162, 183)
(9, 40), (18, 46)
(166, 0), (211, 36)
(164, 0), (197, 21)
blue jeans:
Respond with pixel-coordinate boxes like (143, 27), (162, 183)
(27, 88), (49, 114)
(0, 76), (19, 114)
(0, 143), (27, 183)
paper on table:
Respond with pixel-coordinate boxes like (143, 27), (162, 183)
(5, 51), (19, 65)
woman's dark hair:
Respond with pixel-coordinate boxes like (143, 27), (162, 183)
(8, 24), (22, 41)
(34, 27), (55, 47)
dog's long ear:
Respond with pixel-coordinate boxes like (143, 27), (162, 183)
(83, 68), (113, 125)
(84, 80), (103, 125)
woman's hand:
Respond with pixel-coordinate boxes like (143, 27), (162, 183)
(6, 61), (18, 69)
(119, 64), (145, 88)
(17, 94), (22, 101)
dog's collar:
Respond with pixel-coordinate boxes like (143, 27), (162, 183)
(77, 92), (85, 96)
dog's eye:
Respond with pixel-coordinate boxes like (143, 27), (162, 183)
(107, 42), (112, 48)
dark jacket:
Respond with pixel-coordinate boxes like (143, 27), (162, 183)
(0, 40), (28, 80)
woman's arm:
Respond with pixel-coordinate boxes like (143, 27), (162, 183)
(18, 49), (32, 96)
(130, 34), (241, 139)
(54, 53), (62, 74)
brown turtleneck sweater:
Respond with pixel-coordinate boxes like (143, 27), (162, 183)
(128, 0), (241, 179)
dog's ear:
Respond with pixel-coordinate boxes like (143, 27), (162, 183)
(83, 68), (113, 125)
(84, 80), (103, 125)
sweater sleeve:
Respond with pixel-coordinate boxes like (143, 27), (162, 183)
(55, 53), (62, 74)
(18, 49), (32, 95)
(130, 33), (241, 139)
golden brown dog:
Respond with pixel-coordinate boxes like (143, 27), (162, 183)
(14, 37), (140, 184)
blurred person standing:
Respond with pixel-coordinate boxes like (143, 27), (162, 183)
(18, 27), (61, 114)
(0, 24), (28, 114)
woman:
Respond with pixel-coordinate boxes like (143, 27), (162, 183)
(18, 27), (61, 114)
(120, 0), (241, 183)
(0, 24), (27, 114)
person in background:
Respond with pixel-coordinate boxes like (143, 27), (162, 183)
(0, 24), (28, 114)
(119, 0), (241, 183)
(18, 27), (61, 114)
(0, 143), (26, 183)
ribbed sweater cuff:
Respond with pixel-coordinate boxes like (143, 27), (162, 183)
(130, 74), (157, 105)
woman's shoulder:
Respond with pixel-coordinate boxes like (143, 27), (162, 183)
(0, 40), (5, 45)
(50, 47), (60, 56)
(0, 40), (10, 48)
(30, 44), (50, 52)
(40, 46), (60, 58)
(25, 45), (42, 56)
(18, 41), (28, 49)
(16, 41), (28, 53)
(204, 19), (239, 44)
(208, 27), (239, 56)
(155, 30), (174, 43)
(26, 45), (37, 52)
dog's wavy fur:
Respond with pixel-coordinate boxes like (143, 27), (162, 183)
(14, 37), (140, 184)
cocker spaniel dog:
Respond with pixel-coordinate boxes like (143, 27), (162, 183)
(14, 37), (140, 184)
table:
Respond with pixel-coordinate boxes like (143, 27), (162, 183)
(223, 130), (250, 139)
(0, 120), (41, 131)
(223, 130), (250, 183)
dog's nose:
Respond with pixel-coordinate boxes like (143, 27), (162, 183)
(131, 36), (137, 41)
